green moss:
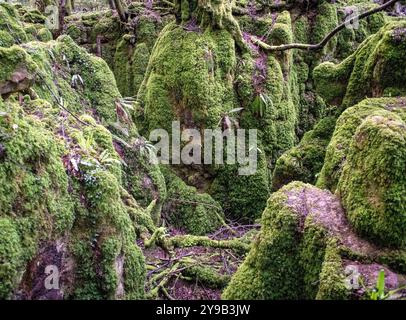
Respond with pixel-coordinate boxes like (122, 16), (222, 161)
(314, 21), (406, 107)
(161, 166), (224, 235)
(113, 36), (135, 97)
(182, 265), (231, 289)
(37, 28), (52, 42)
(0, 30), (14, 47)
(21, 10), (46, 24)
(0, 100), (74, 298)
(317, 97), (406, 192)
(209, 147), (270, 221)
(338, 113), (406, 248)
(0, 3), (28, 46)
(55, 36), (125, 126)
(0, 218), (22, 299)
(131, 43), (150, 96)
(315, 239), (348, 300)
(313, 55), (355, 106)
(66, 24), (82, 41)
(71, 168), (146, 299)
(312, 2), (339, 54)
(0, 45), (37, 96)
(223, 180), (403, 300)
(121, 141), (167, 224)
(222, 183), (304, 299)
(299, 218), (328, 299)
(272, 116), (337, 190)
(0, 23), (147, 298)
(138, 23), (236, 133)
(335, 2), (386, 59)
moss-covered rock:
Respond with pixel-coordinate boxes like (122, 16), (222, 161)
(338, 113), (406, 248)
(317, 97), (406, 192)
(272, 115), (337, 191)
(317, 97), (406, 248)
(314, 21), (406, 107)
(0, 3), (28, 46)
(223, 182), (406, 300)
(161, 166), (224, 235)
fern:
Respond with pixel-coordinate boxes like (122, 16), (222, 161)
(252, 93), (273, 118)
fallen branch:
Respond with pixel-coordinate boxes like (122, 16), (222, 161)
(165, 235), (250, 252)
(254, 0), (399, 52)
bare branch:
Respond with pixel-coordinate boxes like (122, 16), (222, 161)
(253, 0), (399, 52)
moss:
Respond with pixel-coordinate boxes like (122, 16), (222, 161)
(338, 113), (406, 248)
(209, 147), (270, 221)
(313, 55), (355, 106)
(272, 116), (337, 191)
(311, 2), (339, 54)
(335, 2), (386, 59)
(182, 265), (231, 289)
(0, 45), (38, 96)
(0, 3), (28, 46)
(71, 168), (146, 299)
(161, 166), (224, 235)
(314, 21), (406, 107)
(317, 97), (406, 192)
(138, 23), (236, 133)
(315, 239), (348, 300)
(21, 10), (46, 24)
(223, 181), (404, 300)
(55, 36), (125, 127)
(131, 43), (150, 96)
(0, 22), (147, 298)
(113, 36), (135, 97)
(121, 141), (167, 224)
(66, 24), (82, 41)
(37, 28), (52, 42)
(222, 183), (304, 300)
(0, 29), (14, 47)
(0, 100), (74, 298)
(0, 218), (23, 299)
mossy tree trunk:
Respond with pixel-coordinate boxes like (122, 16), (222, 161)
(174, 0), (247, 50)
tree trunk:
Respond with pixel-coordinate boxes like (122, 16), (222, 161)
(113, 0), (128, 23)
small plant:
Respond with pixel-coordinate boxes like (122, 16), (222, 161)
(136, 138), (157, 160)
(98, 149), (122, 167)
(71, 74), (84, 89)
(217, 107), (244, 130)
(252, 92), (273, 118)
(367, 269), (406, 300)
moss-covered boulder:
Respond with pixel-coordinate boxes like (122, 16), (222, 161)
(0, 3), (28, 46)
(317, 97), (406, 248)
(0, 14), (159, 297)
(272, 116), (336, 191)
(65, 6), (170, 96)
(223, 182), (406, 300)
(0, 98), (147, 299)
(161, 166), (225, 235)
(314, 20), (406, 107)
